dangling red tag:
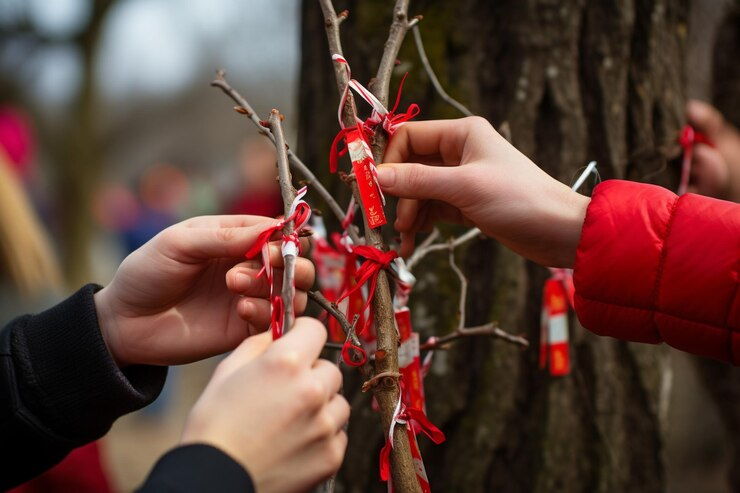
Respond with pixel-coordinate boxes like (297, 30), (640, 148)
(407, 426), (431, 493)
(345, 126), (387, 229)
(540, 278), (570, 376)
(396, 308), (425, 412)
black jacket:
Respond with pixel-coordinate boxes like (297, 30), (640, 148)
(0, 285), (254, 492)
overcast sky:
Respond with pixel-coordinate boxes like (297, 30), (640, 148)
(12, 0), (300, 105)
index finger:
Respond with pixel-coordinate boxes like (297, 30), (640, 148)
(384, 117), (495, 166)
(265, 316), (328, 367)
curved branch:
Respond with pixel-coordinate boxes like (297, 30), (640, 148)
(211, 72), (360, 244)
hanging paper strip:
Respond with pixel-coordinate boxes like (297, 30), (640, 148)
(346, 125), (387, 228)
(540, 277), (570, 376)
(395, 308), (426, 412)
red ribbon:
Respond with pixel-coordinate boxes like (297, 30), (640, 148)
(244, 191), (311, 339)
(341, 339), (367, 367)
(271, 296), (284, 340)
(329, 55), (419, 174)
(678, 124), (715, 196)
(379, 398), (445, 482)
(244, 202), (311, 261)
(336, 246), (397, 336)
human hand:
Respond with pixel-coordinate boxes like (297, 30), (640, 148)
(687, 100), (740, 201)
(181, 318), (349, 493)
(94, 215), (315, 367)
(377, 117), (590, 267)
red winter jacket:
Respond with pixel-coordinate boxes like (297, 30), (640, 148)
(573, 180), (740, 364)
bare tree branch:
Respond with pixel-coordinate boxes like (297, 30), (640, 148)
(448, 247), (467, 331)
(406, 227), (481, 271)
(211, 71), (360, 244)
(269, 110), (298, 332)
(369, 0), (412, 108)
(318, 0), (358, 128)
(411, 24), (474, 117)
(420, 323), (530, 350)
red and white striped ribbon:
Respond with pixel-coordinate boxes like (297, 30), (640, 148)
(244, 186), (311, 339)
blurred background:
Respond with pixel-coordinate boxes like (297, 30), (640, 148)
(1, 0), (739, 492)
(0, 0), (298, 490)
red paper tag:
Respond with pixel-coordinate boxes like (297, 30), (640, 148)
(313, 238), (346, 342)
(396, 308), (426, 411)
(346, 128), (387, 229)
(540, 278), (570, 376)
(407, 426), (432, 493)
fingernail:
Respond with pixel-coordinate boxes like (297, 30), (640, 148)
(236, 272), (252, 290)
(376, 166), (396, 188)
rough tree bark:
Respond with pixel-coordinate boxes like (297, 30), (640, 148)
(298, 1), (687, 491)
(689, 6), (740, 492)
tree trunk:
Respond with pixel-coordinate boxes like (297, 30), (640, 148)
(298, 1), (687, 491)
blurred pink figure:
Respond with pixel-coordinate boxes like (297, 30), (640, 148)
(226, 136), (282, 218)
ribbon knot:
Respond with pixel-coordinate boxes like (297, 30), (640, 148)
(244, 187), (312, 339)
(329, 55), (418, 173)
(336, 245), (397, 366)
(379, 386), (445, 483)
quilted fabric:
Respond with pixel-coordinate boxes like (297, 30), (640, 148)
(573, 180), (740, 364)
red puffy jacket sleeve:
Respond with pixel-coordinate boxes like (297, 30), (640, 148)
(573, 180), (740, 364)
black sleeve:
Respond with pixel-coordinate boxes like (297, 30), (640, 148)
(0, 284), (167, 490)
(137, 444), (255, 493)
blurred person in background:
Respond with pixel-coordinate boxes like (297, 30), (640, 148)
(225, 135), (282, 218)
(0, 106), (113, 493)
(686, 99), (740, 202)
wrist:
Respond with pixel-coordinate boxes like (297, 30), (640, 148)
(546, 183), (590, 268)
(94, 287), (127, 368)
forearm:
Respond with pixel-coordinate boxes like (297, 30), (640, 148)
(0, 285), (167, 488)
(137, 444), (255, 493)
(573, 181), (740, 363)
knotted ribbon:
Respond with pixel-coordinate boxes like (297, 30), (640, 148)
(244, 186), (312, 339)
(336, 245), (397, 365)
(329, 54), (419, 210)
(379, 386), (445, 485)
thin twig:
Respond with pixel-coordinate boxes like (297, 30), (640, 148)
(369, 0), (412, 108)
(367, 0), (413, 162)
(309, 291), (371, 375)
(448, 247), (467, 331)
(308, 291), (361, 347)
(318, 0), (357, 128)
(411, 24), (473, 117)
(406, 227), (481, 271)
(420, 323), (529, 350)
(211, 71), (360, 244)
(269, 110), (298, 332)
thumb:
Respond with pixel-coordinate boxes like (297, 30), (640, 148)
(687, 100), (725, 138)
(377, 163), (456, 201)
(214, 331), (273, 380)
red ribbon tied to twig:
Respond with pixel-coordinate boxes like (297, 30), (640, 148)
(678, 124), (715, 196)
(379, 388), (445, 485)
(331, 54), (420, 136)
(336, 245), (397, 334)
(335, 245), (397, 366)
(328, 54), (419, 193)
(244, 186), (312, 339)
